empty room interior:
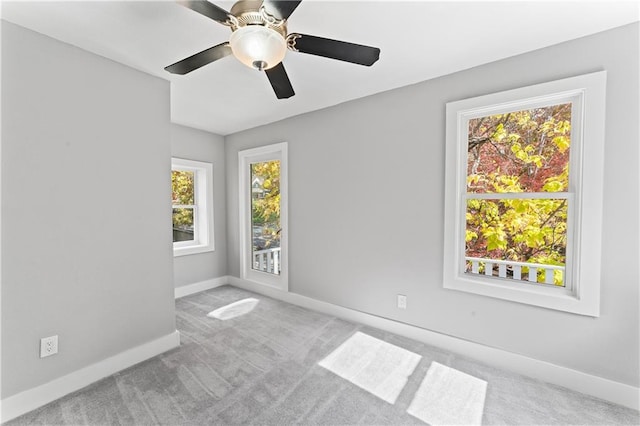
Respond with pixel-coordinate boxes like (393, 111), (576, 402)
(1, 1), (639, 424)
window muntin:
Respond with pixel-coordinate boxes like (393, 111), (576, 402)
(171, 158), (214, 256)
(443, 71), (606, 316)
(464, 104), (571, 289)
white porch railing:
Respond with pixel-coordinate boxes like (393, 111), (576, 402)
(465, 257), (565, 286)
(253, 247), (281, 275)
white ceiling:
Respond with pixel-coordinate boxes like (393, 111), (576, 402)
(2, 1), (638, 135)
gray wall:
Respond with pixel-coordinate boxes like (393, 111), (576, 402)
(171, 124), (227, 288)
(1, 22), (176, 398)
(225, 23), (639, 386)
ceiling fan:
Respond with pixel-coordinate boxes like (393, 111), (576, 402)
(165, 0), (381, 99)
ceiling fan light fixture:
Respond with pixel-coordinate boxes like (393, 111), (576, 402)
(229, 25), (287, 71)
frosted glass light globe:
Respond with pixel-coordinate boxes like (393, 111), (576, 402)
(229, 25), (287, 71)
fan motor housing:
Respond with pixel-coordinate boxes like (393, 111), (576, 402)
(229, 0), (287, 37)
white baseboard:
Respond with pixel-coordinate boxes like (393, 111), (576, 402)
(227, 276), (639, 410)
(174, 276), (228, 299)
(0, 331), (181, 423)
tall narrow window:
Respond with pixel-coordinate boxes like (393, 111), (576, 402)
(239, 143), (288, 290)
(171, 158), (214, 256)
(251, 160), (281, 275)
(443, 72), (606, 316)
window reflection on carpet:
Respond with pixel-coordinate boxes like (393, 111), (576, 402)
(407, 361), (487, 426)
(207, 298), (259, 320)
(319, 331), (421, 403)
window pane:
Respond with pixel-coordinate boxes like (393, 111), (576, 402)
(467, 103), (571, 194)
(465, 198), (567, 286)
(250, 160), (281, 275)
(172, 170), (195, 205)
(173, 208), (194, 242)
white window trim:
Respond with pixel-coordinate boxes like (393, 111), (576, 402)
(172, 157), (214, 257)
(443, 71), (606, 317)
(238, 142), (288, 291)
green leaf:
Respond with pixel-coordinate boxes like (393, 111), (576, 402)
(552, 136), (570, 153)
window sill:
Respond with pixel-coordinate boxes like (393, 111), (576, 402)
(444, 273), (599, 317)
(173, 244), (215, 257)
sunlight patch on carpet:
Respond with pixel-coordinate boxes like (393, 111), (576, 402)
(207, 298), (259, 320)
(407, 361), (487, 426)
(319, 331), (421, 403)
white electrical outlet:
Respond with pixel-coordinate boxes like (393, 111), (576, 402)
(397, 294), (407, 309)
(40, 335), (58, 358)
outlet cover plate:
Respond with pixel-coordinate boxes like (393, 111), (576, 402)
(40, 335), (58, 358)
(397, 294), (407, 309)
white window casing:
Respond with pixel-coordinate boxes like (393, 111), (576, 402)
(172, 157), (214, 257)
(443, 71), (606, 316)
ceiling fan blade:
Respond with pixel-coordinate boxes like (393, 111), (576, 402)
(265, 63), (295, 99)
(165, 42), (232, 75)
(262, 0), (302, 20)
(177, 0), (231, 25)
(288, 33), (380, 66)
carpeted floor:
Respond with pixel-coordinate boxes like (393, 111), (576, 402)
(8, 285), (640, 425)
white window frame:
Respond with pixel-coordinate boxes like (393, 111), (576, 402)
(172, 157), (214, 257)
(443, 71), (606, 316)
(238, 142), (288, 291)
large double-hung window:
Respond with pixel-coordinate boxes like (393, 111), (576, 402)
(443, 72), (606, 316)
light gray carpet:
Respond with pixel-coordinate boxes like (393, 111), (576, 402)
(7, 285), (640, 425)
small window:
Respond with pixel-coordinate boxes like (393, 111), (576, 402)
(171, 158), (214, 256)
(443, 72), (606, 316)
